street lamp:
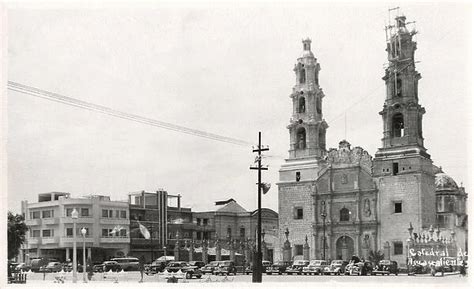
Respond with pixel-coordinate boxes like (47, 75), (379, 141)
(320, 200), (327, 261)
(71, 208), (78, 283)
(81, 227), (88, 283)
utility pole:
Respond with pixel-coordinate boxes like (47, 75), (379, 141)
(250, 132), (269, 283)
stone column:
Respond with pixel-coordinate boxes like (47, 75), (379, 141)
(216, 239), (221, 261)
(282, 228), (292, 262)
(189, 241), (194, 261)
(303, 235), (310, 260)
(202, 241), (208, 264)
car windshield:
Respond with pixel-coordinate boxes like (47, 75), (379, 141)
(331, 260), (342, 265)
(310, 260), (323, 266)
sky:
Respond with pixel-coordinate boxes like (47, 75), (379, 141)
(4, 1), (472, 214)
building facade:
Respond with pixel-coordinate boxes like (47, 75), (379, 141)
(20, 192), (130, 263)
(278, 13), (468, 267)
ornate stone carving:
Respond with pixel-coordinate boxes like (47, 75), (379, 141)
(326, 140), (373, 172)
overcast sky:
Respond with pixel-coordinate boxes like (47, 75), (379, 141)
(5, 2), (472, 214)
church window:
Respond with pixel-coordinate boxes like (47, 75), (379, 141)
(298, 97), (306, 113)
(339, 208), (350, 222)
(316, 98), (322, 114)
(295, 244), (304, 255)
(393, 241), (403, 255)
(240, 227), (245, 239)
(296, 127), (306, 149)
(393, 77), (402, 97)
(299, 69), (306, 84)
(394, 202), (402, 213)
(227, 227), (232, 238)
(294, 207), (303, 220)
(296, 172), (301, 182)
(393, 162), (399, 175)
(392, 113), (404, 137)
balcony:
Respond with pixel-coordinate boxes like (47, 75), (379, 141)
(25, 219), (41, 226)
(28, 238), (41, 245)
(60, 236), (95, 246)
(42, 237), (59, 244)
(61, 217), (95, 224)
(42, 217), (60, 225)
(100, 237), (130, 244)
(99, 218), (130, 225)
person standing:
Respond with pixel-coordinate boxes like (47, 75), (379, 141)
(139, 255), (146, 283)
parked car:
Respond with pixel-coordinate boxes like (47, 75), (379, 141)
(102, 261), (122, 272)
(188, 261), (205, 268)
(266, 261), (292, 275)
(323, 260), (349, 275)
(164, 261), (202, 279)
(214, 261), (237, 276)
(286, 260), (310, 275)
(92, 262), (105, 273)
(372, 260), (398, 276)
(62, 262), (72, 272)
(111, 257), (140, 271)
(302, 260), (329, 275)
(42, 262), (63, 273)
(15, 263), (31, 272)
(345, 260), (373, 275)
(245, 260), (272, 275)
(30, 258), (52, 272)
(77, 263), (93, 273)
(145, 259), (170, 275)
(201, 261), (221, 274)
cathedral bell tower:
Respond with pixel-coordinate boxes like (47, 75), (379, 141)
(378, 15), (428, 157)
(278, 39), (328, 261)
(373, 14), (436, 267)
(288, 38), (328, 160)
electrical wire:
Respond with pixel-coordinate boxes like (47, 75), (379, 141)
(8, 81), (254, 147)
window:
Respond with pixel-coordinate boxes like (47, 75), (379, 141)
(227, 227), (232, 238)
(393, 162), (399, 176)
(66, 208), (73, 217)
(42, 210), (52, 218)
(116, 210), (120, 218)
(196, 218), (201, 226)
(315, 71), (319, 85)
(392, 113), (404, 137)
(32, 230), (40, 237)
(296, 127), (306, 149)
(102, 209), (108, 218)
(81, 228), (90, 237)
(393, 77), (402, 97)
(437, 215), (449, 227)
(203, 219), (208, 226)
(316, 97), (321, 114)
(298, 97), (306, 113)
(120, 210), (127, 219)
(42, 229), (53, 237)
(119, 229), (126, 237)
(203, 232), (209, 240)
(31, 211), (40, 219)
(318, 128), (326, 150)
(393, 242), (403, 255)
(81, 208), (89, 217)
(196, 232), (202, 240)
(437, 196), (444, 212)
(340, 208), (350, 222)
(294, 207), (304, 220)
(299, 69), (306, 84)
(240, 227), (246, 239)
(394, 202), (402, 213)
(102, 229), (109, 237)
(295, 245), (304, 255)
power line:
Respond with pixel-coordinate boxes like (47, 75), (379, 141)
(8, 81), (254, 147)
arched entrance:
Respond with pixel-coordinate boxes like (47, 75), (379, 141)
(335, 236), (354, 260)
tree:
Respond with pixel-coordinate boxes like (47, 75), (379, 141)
(8, 211), (28, 260)
(368, 250), (384, 264)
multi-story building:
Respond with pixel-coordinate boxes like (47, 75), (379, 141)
(128, 190), (194, 262)
(20, 192), (130, 263)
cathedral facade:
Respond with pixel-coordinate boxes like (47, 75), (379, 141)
(277, 14), (467, 267)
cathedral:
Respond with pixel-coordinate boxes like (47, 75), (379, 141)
(277, 14), (468, 267)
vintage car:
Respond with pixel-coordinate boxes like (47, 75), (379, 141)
(266, 261), (292, 275)
(214, 261), (237, 276)
(102, 261), (122, 272)
(345, 261), (373, 275)
(110, 257), (140, 271)
(323, 260), (349, 275)
(201, 261), (221, 274)
(164, 261), (202, 279)
(15, 263), (31, 272)
(372, 260), (398, 276)
(286, 260), (310, 275)
(302, 260), (329, 275)
(245, 260), (272, 275)
(188, 261), (205, 269)
(41, 262), (63, 273)
(145, 259), (171, 275)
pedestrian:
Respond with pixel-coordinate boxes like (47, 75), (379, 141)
(460, 260), (466, 277)
(139, 255), (146, 283)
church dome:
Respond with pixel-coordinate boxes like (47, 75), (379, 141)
(435, 172), (458, 191)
